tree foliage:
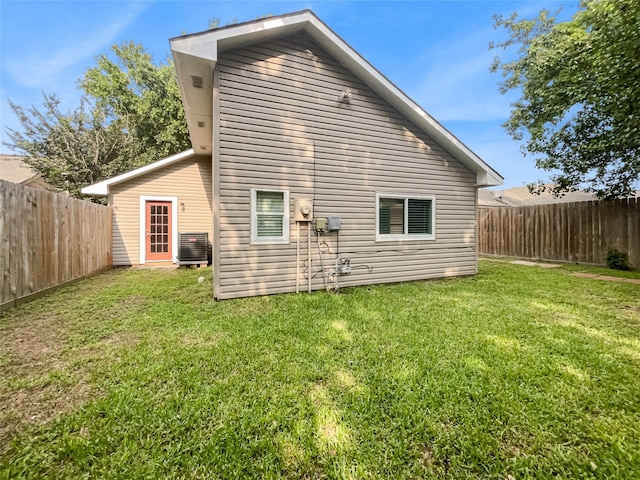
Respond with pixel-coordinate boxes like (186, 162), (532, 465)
(81, 41), (190, 165)
(4, 42), (190, 200)
(491, 0), (640, 199)
(5, 94), (134, 199)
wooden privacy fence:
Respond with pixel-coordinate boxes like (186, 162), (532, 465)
(478, 198), (639, 267)
(1, 180), (112, 310)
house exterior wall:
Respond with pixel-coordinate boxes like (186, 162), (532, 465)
(109, 156), (212, 265)
(215, 32), (477, 299)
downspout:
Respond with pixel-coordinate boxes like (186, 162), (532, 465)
(296, 222), (300, 293)
(308, 223), (312, 293)
(474, 186), (479, 274)
(212, 67), (221, 299)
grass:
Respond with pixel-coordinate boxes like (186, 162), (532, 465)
(1, 260), (639, 479)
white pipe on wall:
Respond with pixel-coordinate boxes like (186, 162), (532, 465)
(308, 223), (312, 294)
(296, 222), (300, 294)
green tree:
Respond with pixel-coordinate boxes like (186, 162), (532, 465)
(4, 41), (191, 199)
(81, 41), (190, 165)
(5, 93), (134, 200)
(491, 0), (640, 199)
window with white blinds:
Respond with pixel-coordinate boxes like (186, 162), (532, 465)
(251, 189), (289, 244)
(376, 194), (435, 241)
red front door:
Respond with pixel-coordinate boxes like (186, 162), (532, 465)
(146, 201), (172, 261)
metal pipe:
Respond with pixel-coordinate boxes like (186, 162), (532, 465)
(317, 231), (328, 291)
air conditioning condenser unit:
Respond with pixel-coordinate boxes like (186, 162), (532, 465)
(178, 232), (209, 266)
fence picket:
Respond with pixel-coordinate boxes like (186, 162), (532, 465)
(0, 180), (112, 309)
(478, 199), (639, 268)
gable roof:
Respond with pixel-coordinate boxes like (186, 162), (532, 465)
(170, 10), (503, 187)
(81, 149), (196, 196)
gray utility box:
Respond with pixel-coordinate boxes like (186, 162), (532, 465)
(178, 232), (208, 265)
(327, 216), (341, 232)
(314, 216), (341, 234)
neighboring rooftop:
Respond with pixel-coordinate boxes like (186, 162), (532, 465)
(1, 154), (35, 183)
(0, 154), (51, 189)
(479, 186), (640, 207)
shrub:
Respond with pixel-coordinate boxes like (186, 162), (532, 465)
(606, 248), (630, 271)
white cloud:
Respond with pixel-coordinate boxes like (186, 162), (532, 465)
(5, 2), (149, 88)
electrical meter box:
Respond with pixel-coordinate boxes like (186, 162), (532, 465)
(294, 199), (313, 222)
(314, 217), (328, 233)
(327, 216), (341, 232)
(314, 216), (341, 233)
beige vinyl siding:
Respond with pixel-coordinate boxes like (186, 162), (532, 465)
(215, 32), (476, 299)
(109, 156), (212, 265)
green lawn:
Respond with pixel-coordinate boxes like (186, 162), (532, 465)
(1, 260), (639, 479)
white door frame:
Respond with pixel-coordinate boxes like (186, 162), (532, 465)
(139, 196), (178, 264)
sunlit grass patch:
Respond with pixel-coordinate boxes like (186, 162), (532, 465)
(1, 261), (639, 478)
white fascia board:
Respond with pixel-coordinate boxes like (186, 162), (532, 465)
(170, 35), (218, 62)
(170, 16), (310, 152)
(171, 51), (215, 153)
(171, 13), (313, 53)
(169, 14), (310, 63)
(81, 149), (196, 196)
(478, 170), (505, 188)
(169, 10), (503, 187)
(302, 17), (503, 187)
(171, 36), (219, 154)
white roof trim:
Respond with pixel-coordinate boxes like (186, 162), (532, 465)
(170, 10), (503, 187)
(81, 149), (196, 196)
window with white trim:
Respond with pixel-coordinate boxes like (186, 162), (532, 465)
(376, 194), (435, 241)
(251, 189), (289, 244)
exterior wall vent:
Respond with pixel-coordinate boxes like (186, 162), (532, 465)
(197, 121), (205, 128)
(191, 75), (203, 88)
(178, 232), (209, 265)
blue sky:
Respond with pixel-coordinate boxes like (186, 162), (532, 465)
(1, 0), (579, 188)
